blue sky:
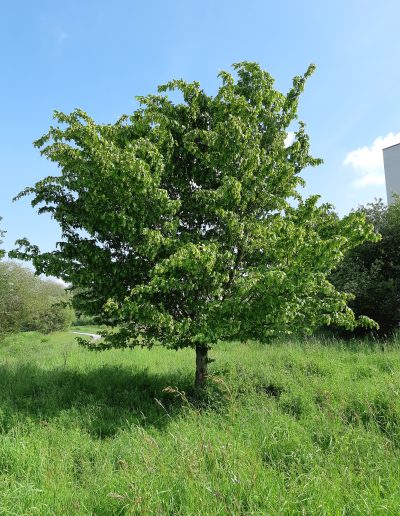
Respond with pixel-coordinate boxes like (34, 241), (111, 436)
(1, 0), (400, 253)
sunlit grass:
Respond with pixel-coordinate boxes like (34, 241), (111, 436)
(0, 331), (400, 514)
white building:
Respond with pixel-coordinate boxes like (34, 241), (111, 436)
(383, 143), (400, 204)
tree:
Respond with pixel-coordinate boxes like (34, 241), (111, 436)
(12, 62), (376, 388)
(0, 218), (72, 338)
(0, 261), (74, 335)
(331, 198), (400, 337)
(0, 217), (5, 260)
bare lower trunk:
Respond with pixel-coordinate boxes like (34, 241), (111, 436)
(195, 345), (208, 389)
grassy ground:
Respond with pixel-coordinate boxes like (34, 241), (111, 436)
(0, 331), (400, 514)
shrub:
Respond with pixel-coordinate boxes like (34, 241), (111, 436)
(331, 198), (400, 337)
(0, 262), (74, 335)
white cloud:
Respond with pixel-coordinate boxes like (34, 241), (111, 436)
(344, 132), (400, 188)
(353, 174), (386, 188)
(284, 131), (295, 148)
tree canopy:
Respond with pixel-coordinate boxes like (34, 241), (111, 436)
(12, 62), (376, 386)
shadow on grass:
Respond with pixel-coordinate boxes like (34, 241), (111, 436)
(0, 363), (195, 438)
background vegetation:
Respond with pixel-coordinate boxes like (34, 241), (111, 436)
(0, 261), (74, 337)
(0, 217), (4, 260)
(331, 198), (400, 337)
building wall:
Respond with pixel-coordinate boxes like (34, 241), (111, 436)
(383, 143), (400, 204)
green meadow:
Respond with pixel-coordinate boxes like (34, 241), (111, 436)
(1, 331), (400, 514)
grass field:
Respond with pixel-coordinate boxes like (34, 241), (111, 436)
(0, 330), (400, 514)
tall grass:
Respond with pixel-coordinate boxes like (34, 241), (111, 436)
(0, 331), (400, 514)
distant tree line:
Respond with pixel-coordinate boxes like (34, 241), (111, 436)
(0, 261), (74, 337)
(0, 219), (73, 338)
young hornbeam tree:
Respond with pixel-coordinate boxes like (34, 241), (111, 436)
(11, 63), (377, 388)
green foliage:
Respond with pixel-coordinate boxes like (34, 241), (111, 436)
(12, 63), (377, 357)
(72, 314), (97, 327)
(0, 217), (5, 260)
(331, 198), (400, 336)
(0, 262), (74, 336)
(0, 332), (400, 512)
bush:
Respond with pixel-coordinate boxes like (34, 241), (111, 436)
(330, 198), (400, 337)
(0, 262), (74, 336)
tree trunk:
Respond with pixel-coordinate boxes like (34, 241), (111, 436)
(195, 345), (208, 389)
